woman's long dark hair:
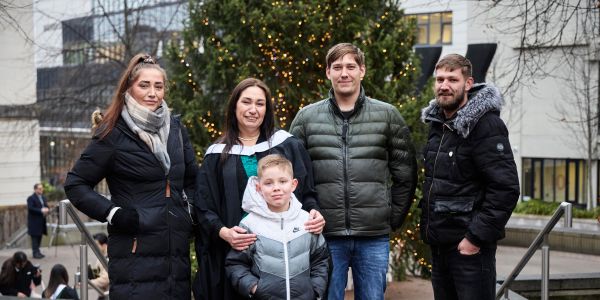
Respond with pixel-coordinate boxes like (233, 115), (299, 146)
(220, 78), (275, 162)
(44, 264), (70, 298)
(96, 53), (167, 139)
(0, 259), (16, 286)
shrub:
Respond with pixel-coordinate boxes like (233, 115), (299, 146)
(514, 199), (599, 219)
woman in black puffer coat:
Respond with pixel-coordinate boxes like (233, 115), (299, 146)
(64, 53), (198, 300)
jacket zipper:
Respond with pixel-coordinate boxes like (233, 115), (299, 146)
(426, 123), (449, 242)
(342, 119), (350, 234)
(166, 177), (172, 296)
(281, 217), (290, 300)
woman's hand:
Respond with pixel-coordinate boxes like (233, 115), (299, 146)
(304, 209), (325, 234)
(219, 226), (257, 251)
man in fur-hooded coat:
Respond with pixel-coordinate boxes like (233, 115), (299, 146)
(419, 54), (520, 300)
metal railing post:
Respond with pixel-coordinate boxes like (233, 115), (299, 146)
(59, 201), (68, 225)
(495, 202), (574, 299)
(563, 202), (572, 228)
(541, 237), (550, 300)
(80, 237), (88, 300)
(58, 199), (109, 300)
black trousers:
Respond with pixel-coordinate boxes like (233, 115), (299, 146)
(430, 244), (497, 300)
(30, 235), (42, 255)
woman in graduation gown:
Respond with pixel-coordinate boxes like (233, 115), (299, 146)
(192, 78), (326, 299)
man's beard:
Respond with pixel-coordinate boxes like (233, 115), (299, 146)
(435, 87), (465, 112)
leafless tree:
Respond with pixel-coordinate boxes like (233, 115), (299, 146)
(0, 0), (33, 41)
(554, 44), (599, 210)
(35, 0), (186, 185)
(484, 0), (599, 95)
(481, 1), (600, 209)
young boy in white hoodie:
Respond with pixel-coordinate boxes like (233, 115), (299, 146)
(225, 154), (329, 300)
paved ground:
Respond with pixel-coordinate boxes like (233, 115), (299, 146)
(2, 244), (598, 299)
(1, 215), (598, 299)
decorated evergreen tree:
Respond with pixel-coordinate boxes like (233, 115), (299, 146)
(167, 0), (432, 279)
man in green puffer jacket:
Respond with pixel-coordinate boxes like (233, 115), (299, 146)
(289, 43), (417, 300)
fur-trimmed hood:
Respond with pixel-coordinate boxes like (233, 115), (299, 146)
(421, 83), (504, 138)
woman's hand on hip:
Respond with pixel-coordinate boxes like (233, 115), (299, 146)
(219, 226), (257, 251)
(304, 209), (325, 234)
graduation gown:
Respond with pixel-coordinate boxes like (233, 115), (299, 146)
(192, 130), (319, 300)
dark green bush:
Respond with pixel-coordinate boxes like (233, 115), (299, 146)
(514, 199), (600, 219)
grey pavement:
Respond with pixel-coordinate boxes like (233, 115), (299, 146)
(0, 244), (101, 299)
(1, 214), (598, 299)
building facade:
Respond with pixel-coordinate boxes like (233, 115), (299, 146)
(33, 0), (187, 191)
(401, 0), (599, 209)
(0, 0), (40, 205)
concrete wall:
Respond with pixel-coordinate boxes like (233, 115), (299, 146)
(0, 0), (40, 206)
(0, 120), (40, 205)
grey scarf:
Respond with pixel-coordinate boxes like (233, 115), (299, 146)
(122, 92), (171, 174)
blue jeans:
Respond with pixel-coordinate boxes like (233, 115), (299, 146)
(430, 244), (497, 300)
(327, 235), (389, 300)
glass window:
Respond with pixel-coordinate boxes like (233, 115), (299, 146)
(543, 159), (555, 201)
(429, 13), (441, 45)
(522, 158), (532, 199)
(567, 161), (577, 201)
(555, 160), (566, 202)
(533, 160), (542, 199)
(407, 11), (452, 46)
(578, 161), (587, 206)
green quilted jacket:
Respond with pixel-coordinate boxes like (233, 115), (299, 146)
(290, 88), (417, 237)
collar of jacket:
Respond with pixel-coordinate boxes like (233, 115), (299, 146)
(420, 83), (504, 138)
(327, 86), (366, 119)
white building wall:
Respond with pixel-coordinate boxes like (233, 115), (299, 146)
(0, 0), (40, 206)
(401, 0), (598, 206)
(0, 121), (41, 205)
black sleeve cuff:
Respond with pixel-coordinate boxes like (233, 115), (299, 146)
(465, 232), (483, 248)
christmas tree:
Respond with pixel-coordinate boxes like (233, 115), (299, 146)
(167, 0), (432, 279)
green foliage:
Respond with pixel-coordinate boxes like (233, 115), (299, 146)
(42, 181), (66, 203)
(514, 199), (600, 219)
(167, 0), (418, 159)
(169, 0), (432, 280)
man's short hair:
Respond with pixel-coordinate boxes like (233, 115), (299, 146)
(34, 183), (42, 190)
(435, 54), (473, 78)
(326, 43), (365, 68)
(257, 154), (293, 178)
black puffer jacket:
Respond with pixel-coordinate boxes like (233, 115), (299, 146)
(290, 88), (417, 237)
(420, 83), (520, 247)
(65, 117), (197, 300)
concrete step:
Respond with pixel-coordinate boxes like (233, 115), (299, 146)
(497, 273), (600, 298)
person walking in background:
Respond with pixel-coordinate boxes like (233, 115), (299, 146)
(289, 43), (418, 300)
(419, 54), (520, 300)
(27, 183), (49, 259)
(193, 78), (325, 300)
(64, 53), (198, 300)
(90, 233), (109, 299)
(225, 154), (329, 299)
(43, 264), (79, 300)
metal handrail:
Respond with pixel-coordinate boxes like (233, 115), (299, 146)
(496, 202), (573, 300)
(3, 227), (28, 249)
(59, 199), (109, 300)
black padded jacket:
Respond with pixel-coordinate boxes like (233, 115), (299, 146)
(65, 116), (197, 300)
(420, 83), (520, 247)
